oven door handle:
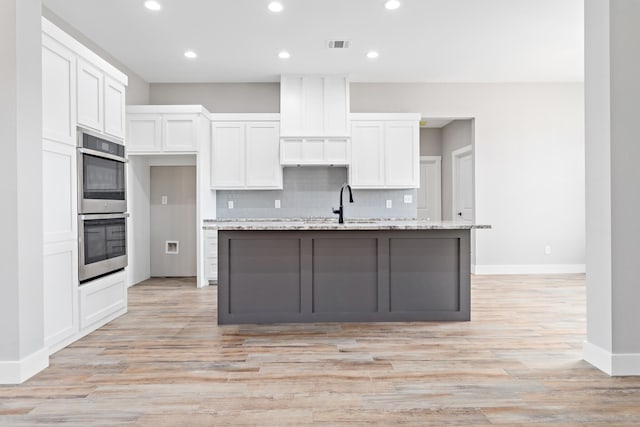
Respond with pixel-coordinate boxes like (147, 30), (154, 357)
(79, 147), (128, 163)
(79, 213), (129, 220)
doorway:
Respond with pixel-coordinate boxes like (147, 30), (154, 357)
(150, 166), (197, 277)
(452, 145), (474, 222)
(418, 156), (441, 221)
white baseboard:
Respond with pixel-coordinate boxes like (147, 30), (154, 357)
(473, 264), (585, 275)
(583, 341), (640, 376)
(0, 347), (49, 384)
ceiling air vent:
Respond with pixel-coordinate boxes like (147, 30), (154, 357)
(327, 40), (351, 49)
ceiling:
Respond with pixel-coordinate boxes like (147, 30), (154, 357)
(42, 0), (584, 84)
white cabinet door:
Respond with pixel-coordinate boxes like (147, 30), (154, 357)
(385, 121), (419, 188)
(42, 36), (76, 145)
(77, 59), (104, 132)
(323, 76), (349, 136)
(211, 122), (245, 188)
(162, 114), (198, 152)
(127, 115), (162, 152)
(246, 122), (282, 188)
(43, 141), (77, 243)
(104, 77), (126, 140)
(44, 241), (78, 352)
(350, 121), (385, 187)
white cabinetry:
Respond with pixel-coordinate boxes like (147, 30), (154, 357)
(204, 230), (218, 281)
(210, 114), (282, 189)
(104, 77), (126, 139)
(280, 75), (349, 137)
(76, 60), (126, 140)
(350, 114), (420, 189)
(77, 59), (104, 132)
(42, 35), (76, 145)
(280, 138), (349, 166)
(79, 271), (127, 332)
(127, 106), (204, 154)
(42, 141), (78, 353)
(42, 17), (129, 355)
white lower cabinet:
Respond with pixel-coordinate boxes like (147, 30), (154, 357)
(43, 241), (79, 353)
(211, 115), (282, 189)
(79, 271), (127, 333)
(204, 230), (218, 281)
(349, 114), (420, 189)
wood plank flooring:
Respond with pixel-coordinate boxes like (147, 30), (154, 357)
(2, 274), (640, 426)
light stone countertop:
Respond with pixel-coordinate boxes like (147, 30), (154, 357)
(203, 218), (491, 231)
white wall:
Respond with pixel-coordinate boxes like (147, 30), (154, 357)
(351, 83), (585, 272)
(127, 157), (151, 287)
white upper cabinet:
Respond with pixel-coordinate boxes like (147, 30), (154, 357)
(104, 77), (126, 139)
(77, 58), (127, 140)
(211, 115), (282, 190)
(350, 114), (420, 189)
(211, 122), (245, 188)
(280, 75), (350, 137)
(77, 59), (104, 132)
(246, 122), (282, 187)
(126, 114), (161, 152)
(42, 35), (76, 146)
(126, 106), (205, 154)
(280, 137), (349, 166)
(162, 114), (198, 152)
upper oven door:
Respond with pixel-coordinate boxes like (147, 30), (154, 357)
(77, 130), (127, 214)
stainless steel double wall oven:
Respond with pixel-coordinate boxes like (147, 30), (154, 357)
(77, 129), (128, 282)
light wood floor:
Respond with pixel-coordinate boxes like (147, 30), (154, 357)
(2, 274), (640, 426)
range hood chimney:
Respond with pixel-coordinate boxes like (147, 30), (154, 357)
(279, 75), (350, 138)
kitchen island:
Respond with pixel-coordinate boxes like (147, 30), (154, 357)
(204, 219), (490, 325)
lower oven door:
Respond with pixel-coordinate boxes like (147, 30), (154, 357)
(79, 213), (128, 283)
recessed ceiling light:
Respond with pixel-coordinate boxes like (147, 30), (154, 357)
(268, 2), (284, 12)
(367, 51), (379, 59)
(144, 1), (162, 11)
(184, 50), (197, 59)
(384, 0), (400, 10)
(278, 51), (291, 59)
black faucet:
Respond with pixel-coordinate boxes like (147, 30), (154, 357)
(332, 183), (354, 224)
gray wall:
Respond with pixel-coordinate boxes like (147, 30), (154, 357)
(149, 83), (279, 112)
(441, 120), (474, 221)
(42, 7), (150, 105)
(420, 128), (443, 156)
(1, 0), (44, 365)
(217, 168), (417, 219)
(150, 166), (197, 277)
(350, 82), (584, 269)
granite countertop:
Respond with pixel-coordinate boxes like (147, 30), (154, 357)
(203, 218), (491, 231)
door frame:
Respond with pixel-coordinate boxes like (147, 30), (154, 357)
(451, 144), (473, 222)
(419, 156), (442, 221)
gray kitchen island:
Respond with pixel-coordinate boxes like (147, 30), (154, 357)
(205, 219), (490, 325)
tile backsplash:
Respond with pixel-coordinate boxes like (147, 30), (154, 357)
(216, 167), (417, 219)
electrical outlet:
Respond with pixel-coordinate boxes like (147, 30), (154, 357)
(161, 195), (168, 205)
(275, 199), (281, 209)
(404, 194), (413, 204)
(544, 245), (552, 255)
(386, 200), (393, 209)
(228, 200), (234, 209)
